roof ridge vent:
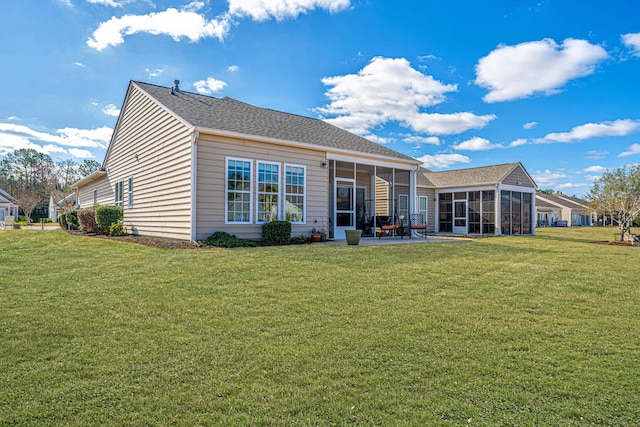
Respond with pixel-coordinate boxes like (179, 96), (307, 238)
(171, 79), (180, 95)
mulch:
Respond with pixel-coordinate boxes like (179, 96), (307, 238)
(67, 231), (205, 249)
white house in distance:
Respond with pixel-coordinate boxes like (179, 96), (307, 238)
(74, 80), (537, 241)
(535, 192), (593, 227)
(0, 187), (19, 222)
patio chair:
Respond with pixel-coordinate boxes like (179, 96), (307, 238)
(376, 215), (399, 239)
(1, 216), (14, 229)
(408, 214), (427, 238)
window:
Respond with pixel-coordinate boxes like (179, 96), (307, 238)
(501, 191), (533, 235)
(93, 189), (97, 206)
(257, 162), (279, 223)
(127, 177), (133, 208)
(226, 158), (252, 223)
(438, 193), (453, 232)
(482, 190), (495, 234)
(285, 164), (305, 223)
(501, 190), (511, 234)
(468, 191), (481, 234)
(522, 193), (532, 234)
(398, 194), (409, 222)
(418, 196), (428, 225)
(114, 180), (124, 208)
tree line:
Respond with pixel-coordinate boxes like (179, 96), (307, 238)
(0, 148), (100, 222)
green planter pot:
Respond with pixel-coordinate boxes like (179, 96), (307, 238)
(344, 229), (362, 245)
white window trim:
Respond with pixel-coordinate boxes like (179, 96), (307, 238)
(284, 163), (306, 224)
(114, 180), (124, 208)
(256, 160), (281, 224)
(225, 157), (253, 224)
(418, 195), (428, 225)
(127, 176), (133, 208)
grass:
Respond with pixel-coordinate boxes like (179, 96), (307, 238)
(1, 227), (639, 426)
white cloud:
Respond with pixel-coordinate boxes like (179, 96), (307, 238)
(74, 62), (86, 68)
(583, 165), (608, 173)
(145, 67), (166, 78)
(622, 33), (640, 57)
(523, 121), (538, 130)
(532, 169), (567, 186)
(87, 0), (123, 7)
(475, 38), (609, 103)
(453, 136), (502, 151)
(87, 7), (231, 51)
(194, 77), (227, 95)
(417, 153), (471, 169)
(556, 182), (589, 190)
(542, 119), (640, 143)
(102, 104), (121, 117)
(586, 150), (608, 159)
(403, 135), (440, 146)
(509, 138), (527, 147)
(228, 0), (350, 21)
(317, 57), (495, 138)
(7, 116), (19, 121)
(68, 148), (95, 158)
(0, 123), (112, 152)
(228, 65), (239, 72)
(619, 143), (640, 157)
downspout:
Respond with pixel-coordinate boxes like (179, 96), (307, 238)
(190, 129), (199, 242)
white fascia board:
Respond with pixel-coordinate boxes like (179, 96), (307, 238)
(72, 170), (107, 189)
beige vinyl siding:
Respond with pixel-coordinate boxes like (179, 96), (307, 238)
(416, 187), (436, 233)
(503, 165), (535, 187)
(77, 175), (112, 208)
(106, 85), (193, 239)
(196, 134), (329, 240)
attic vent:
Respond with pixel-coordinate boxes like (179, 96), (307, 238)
(171, 79), (180, 95)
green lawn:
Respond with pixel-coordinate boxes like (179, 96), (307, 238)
(1, 228), (639, 426)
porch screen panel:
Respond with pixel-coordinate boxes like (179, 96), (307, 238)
(468, 191), (481, 234)
(482, 190), (495, 234)
(439, 193), (453, 232)
(227, 159), (252, 223)
(501, 191), (511, 235)
(512, 191), (522, 235)
(285, 164), (305, 223)
(257, 162), (279, 223)
(522, 193), (532, 234)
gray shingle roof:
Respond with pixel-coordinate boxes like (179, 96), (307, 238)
(418, 163), (521, 187)
(0, 187), (17, 204)
(134, 81), (418, 163)
(536, 192), (587, 209)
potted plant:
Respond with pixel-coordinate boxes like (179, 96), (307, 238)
(311, 227), (322, 242)
(345, 229), (362, 245)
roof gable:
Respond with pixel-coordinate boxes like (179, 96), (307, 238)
(0, 187), (17, 204)
(418, 162), (535, 188)
(134, 81), (417, 163)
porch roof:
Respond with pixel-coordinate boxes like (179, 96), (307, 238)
(417, 162), (526, 188)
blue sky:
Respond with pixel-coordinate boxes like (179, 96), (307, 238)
(2, 0), (640, 196)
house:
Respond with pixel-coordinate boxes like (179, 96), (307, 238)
(74, 80), (538, 240)
(417, 163), (537, 235)
(0, 187), (19, 222)
(48, 193), (78, 223)
(535, 192), (593, 227)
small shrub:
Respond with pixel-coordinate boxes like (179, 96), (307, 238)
(17, 215), (26, 222)
(109, 222), (127, 236)
(78, 208), (99, 234)
(262, 221), (291, 244)
(96, 206), (123, 234)
(290, 235), (310, 244)
(202, 231), (256, 248)
(59, 213), (68, 229)
(13, 223), (21, 229)
(66, 211), (80, 230)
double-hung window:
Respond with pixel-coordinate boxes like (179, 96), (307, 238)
(114, 181), (124, 208)
(226, 158), (252, 223)
(284, 164), (305, 223)
(257, 161), (279, 223)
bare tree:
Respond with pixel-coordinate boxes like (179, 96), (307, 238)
(15, 188), (42, 223)
(587, 165), (640, 242)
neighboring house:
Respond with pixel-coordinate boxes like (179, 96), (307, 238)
(535, 192), (593, 227)
(74, 80), (538, 240)
(0, 187), (19, 222)
(417, 162), (537, 235)
(48, 193), (78, 222)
